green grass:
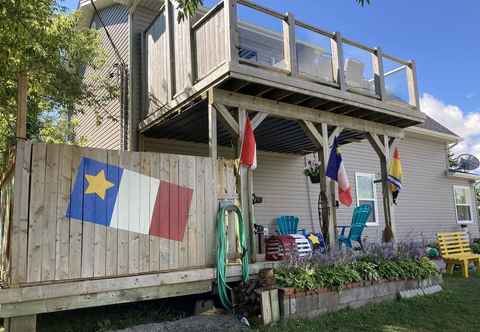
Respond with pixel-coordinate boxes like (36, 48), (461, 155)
(257, 273), (480, 332)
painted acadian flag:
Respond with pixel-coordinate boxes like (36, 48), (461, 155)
(387, 147), (403, 204)
(66, 157), (193, 241)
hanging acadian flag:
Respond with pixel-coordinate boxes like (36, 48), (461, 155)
(326, 138), (353, 206)
(387, 147), (403, 204)
(240, 118), (257, 170)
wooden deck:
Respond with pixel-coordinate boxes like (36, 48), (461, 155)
(140, 0), (424, 134)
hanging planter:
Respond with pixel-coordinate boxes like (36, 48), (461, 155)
(304, 161), (321, 184)
(309, 174), (320, 183)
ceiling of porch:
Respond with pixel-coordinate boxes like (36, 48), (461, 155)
(142, 99), (367, 155)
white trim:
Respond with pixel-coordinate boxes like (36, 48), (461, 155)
(446, 171), (480, 181)
(453, 185), (474, 224)
(355, 172), (379, 226)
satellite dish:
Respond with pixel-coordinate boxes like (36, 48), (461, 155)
(452, 154), (480, 172)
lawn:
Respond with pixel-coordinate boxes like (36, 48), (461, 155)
(258, 272), (480, 332)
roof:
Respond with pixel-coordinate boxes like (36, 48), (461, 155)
(416, 115), (459, 137)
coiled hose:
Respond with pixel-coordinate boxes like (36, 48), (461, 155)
(216, 205), (249, 311)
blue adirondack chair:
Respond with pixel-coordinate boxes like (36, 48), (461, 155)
(337, 204), (372, 250)
(276, 216), (299, 235)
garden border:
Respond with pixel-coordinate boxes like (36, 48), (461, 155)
(279, 275), (443, 320)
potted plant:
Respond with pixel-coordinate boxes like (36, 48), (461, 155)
(304, 161), (321, 183)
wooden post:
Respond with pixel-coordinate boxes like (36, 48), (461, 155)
(237, 108), (255, 261)
(208, 102), (217, 161)
(16, 72), (28, 140)
(283, 12), (298, 76)
(407, 60), (420, 109)
(165, 0), (175, 101)
(321, 123), (337, 249)
(331, 32), (346, 91)
(366, 133), (397, 242)
(372, 47), (386, 100)
(4, 315), (37, 332)
(224, 0), (239, 64)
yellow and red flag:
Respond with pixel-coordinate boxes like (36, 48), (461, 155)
(387, 148), (403, 204)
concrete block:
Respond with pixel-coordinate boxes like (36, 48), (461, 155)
(422, 285), (442, 295)
(399, 288), (422, 299)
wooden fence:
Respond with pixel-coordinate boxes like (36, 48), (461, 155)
(6, 141), (227, 286)
(0, 157), (15, 284)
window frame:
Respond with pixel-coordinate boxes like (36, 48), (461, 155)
(453, 185), (474, 224)
(355, 172), (379, 226)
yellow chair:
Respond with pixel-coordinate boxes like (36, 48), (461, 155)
(437, 232), (480, 278)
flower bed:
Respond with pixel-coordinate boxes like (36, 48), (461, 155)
(273, 242), (442, 320)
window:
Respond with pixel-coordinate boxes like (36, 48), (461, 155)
(453, 185), (473, 224)
(238, 47), (258, 61)
(355, 173), (378, 225)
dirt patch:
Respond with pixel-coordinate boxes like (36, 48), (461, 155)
(110, 313), (248, 332)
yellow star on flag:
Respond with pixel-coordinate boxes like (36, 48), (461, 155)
(84, 170), (114, 200)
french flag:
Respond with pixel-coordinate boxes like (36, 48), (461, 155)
(326, 138), (353, 207)
(240, 118), (257, 170)
(66, 157), (193, 241)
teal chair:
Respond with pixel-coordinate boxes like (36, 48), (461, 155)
(337, 204), (372, 250)
(276, 216), (299, 235)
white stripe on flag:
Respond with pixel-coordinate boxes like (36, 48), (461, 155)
(111, 169), (160, 234)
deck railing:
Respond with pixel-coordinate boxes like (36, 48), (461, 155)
(194, 0), (419, 109)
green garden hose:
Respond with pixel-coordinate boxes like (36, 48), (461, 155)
(216, 205), (249, 310)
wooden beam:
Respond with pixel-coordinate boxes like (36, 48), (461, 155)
(16, 72), (27, 139)
(331, 32), (346, 91)
(365, 133), (385, 158)
(283, 12), (298, 76)
(4, 315), (36, 332)
(214, 103), (239, 136)
(407, 60), (420, 109)
(299, 120), (323, 149)
(321, 123), (337, 249)
(165, 0), (175, 101)
(251, 112), (268, 130)
(329, 126), (344, 146)
(372, 47), (386, 100)
(224, 0), (239, 64)
(212, 89), (405, 138)
(208, 101), (217, 161)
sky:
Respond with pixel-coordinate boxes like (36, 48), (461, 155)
(63, 0), (480, 159)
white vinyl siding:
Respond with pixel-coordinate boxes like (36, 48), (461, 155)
(355, 173), (378, 226)
(453, 185), (473, 224)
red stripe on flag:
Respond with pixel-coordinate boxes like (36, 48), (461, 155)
(149, 181), (193, 241)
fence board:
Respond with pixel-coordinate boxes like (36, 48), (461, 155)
(9, 141), (32, 284)
(106, 149), (120, 276)
(68, 145), (83, 279)
(27, 143), (47, 282)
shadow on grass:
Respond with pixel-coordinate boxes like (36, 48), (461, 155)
(256, 272), (480, 332)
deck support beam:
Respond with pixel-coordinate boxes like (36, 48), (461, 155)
(211, 89), (405, 138)
(366, 133), (398, 243)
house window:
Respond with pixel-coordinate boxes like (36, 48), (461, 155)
(453, 185), (473, 224)
(355, 173), (378, 225)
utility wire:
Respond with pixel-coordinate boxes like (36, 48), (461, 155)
(90, 0), (127, 67)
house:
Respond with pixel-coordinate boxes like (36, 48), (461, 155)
(0, 0), (478, 330)
(76, 0), (479, 243)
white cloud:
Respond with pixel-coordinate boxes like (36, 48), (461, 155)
(420, 93), (480, 161)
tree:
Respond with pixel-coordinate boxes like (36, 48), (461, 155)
(176, 0), (371, 21)
(0, 0), (117, 168)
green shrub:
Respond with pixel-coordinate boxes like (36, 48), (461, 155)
(350, 261), (379, 282)
(471, 242), (480, 254)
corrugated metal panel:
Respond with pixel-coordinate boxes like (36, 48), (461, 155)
(142, 134), (479, 243)
(76, 5), (129, 150)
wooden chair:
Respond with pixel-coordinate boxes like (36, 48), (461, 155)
(337, 204), (372, 250)
(437, 232), (480, 278)
(276, 216), (299, 235)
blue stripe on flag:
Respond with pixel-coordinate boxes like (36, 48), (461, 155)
(66, 157), (123, 227)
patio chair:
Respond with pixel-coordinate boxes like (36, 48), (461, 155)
(337, 204), (372, 250)
(276, 216), (300, 235)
